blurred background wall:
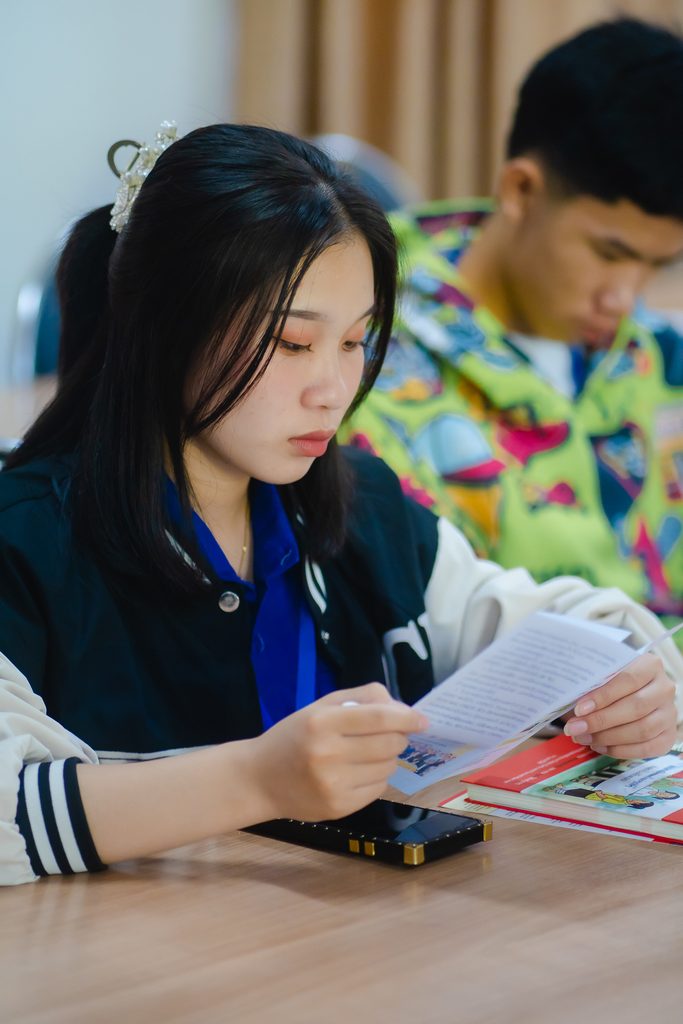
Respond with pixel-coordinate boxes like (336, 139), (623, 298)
(234, 0), (683, 326)
(3, 0), (683, 387)
(0, 0), (236, 386)
(236, 0), (683, 200)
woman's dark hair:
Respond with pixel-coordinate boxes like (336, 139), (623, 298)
(6, 124), (398, 591)
(507, 17), (683, 219)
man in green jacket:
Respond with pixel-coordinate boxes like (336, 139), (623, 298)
(345, 16), (683, 624)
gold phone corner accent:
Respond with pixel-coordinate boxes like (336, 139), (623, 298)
(403, 844), (425, 866)
(348, 839), (360, 854)
(363, 841), (376, 857)
(483, 822), (493, 842)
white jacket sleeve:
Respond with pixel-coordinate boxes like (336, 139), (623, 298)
(425, 517), (683, 720)
(0, 652), (98, 885)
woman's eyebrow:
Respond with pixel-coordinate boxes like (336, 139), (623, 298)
(284, 304), (376, 323)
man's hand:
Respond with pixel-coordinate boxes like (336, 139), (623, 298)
(563, 653), (677, 758)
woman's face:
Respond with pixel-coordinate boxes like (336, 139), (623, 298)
(186, 232), (375, 487)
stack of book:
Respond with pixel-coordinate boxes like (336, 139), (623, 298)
(442, 734), (683, 844)
(386, 608), (683, 844)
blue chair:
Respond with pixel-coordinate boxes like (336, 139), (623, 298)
(11, 266), (60, 385)
(33, 274), (61, 376)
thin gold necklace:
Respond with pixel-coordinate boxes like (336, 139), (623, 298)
(237, 497), (250, 579)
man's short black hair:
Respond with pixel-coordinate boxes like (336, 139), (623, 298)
(507, 17), (683, 220)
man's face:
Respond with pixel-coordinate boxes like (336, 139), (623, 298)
(502, 189), (683, 345)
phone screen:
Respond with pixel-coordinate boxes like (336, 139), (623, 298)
(328, 799), (472, 843)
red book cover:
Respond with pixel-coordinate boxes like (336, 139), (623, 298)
(462, 735), (599, 792)
(456, 735), (683, 842)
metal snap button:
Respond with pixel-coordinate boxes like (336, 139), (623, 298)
(218, 590), (240, 613)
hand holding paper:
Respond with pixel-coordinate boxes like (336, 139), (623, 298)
(563, 650), (677, 760)
(389, 612), (682, 796)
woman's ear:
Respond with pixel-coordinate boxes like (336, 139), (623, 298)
(496, 157), (547, 224)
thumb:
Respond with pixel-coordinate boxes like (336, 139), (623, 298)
(324, 682), (394, 707)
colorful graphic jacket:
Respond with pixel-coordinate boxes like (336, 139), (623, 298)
(344, 200), (683, 620)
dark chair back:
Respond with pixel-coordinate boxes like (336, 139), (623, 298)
(0, 437), (20, 469)
(310, 134), (422, 212)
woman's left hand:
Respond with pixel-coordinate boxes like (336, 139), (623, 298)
(563, 652), (678, 759)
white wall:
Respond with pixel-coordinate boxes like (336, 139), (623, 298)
(0, 0), (236, 385)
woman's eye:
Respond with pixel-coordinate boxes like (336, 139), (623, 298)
(278, 338), (312, 353)
(343, 339), (368, 352)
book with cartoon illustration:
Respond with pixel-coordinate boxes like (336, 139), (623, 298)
(447, 734), (683, 843)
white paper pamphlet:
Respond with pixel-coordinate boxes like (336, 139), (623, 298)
(389, 611), (681, 796)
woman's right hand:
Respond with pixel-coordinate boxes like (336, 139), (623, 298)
(248, 683), (429, 822)
(73, 684), (426, 866)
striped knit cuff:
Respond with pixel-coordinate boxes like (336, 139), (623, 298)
(16, 758), (106, 876)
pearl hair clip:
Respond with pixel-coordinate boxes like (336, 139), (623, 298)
(107, 120), (177, 232)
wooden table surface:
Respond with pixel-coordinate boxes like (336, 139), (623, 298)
(3, 771), (682, 1024)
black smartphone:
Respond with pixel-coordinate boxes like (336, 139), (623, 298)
(243, 799), (491, 866)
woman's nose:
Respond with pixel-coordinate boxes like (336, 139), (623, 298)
(302, 355), (351, 410)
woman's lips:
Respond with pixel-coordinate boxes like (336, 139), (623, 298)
(289, 431), (335, 457)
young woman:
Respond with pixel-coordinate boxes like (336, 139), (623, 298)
(0, 123), (680, 885)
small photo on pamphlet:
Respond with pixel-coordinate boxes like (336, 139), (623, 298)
(397, 737), (461, 777)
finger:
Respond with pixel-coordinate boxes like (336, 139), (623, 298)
(327, 761), (401, 798)
(345, 781), (392, 809)
(316, 777), (392, 820)
(350, 759), (401, 784)
(324, 682), (393, 706)
(565, 674), (674, 738)
(590, 725), (677, 760)
(572, 653), (662, 717)
(584, 706), (675, 750)
(337, 702), (428, 736)
(354, 783), (394, 804)
(341, 732), (417, 764)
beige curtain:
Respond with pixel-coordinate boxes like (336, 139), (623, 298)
(235, 0), (683, 199)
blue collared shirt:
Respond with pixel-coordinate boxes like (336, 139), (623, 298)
(166, 479), (336, 729)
